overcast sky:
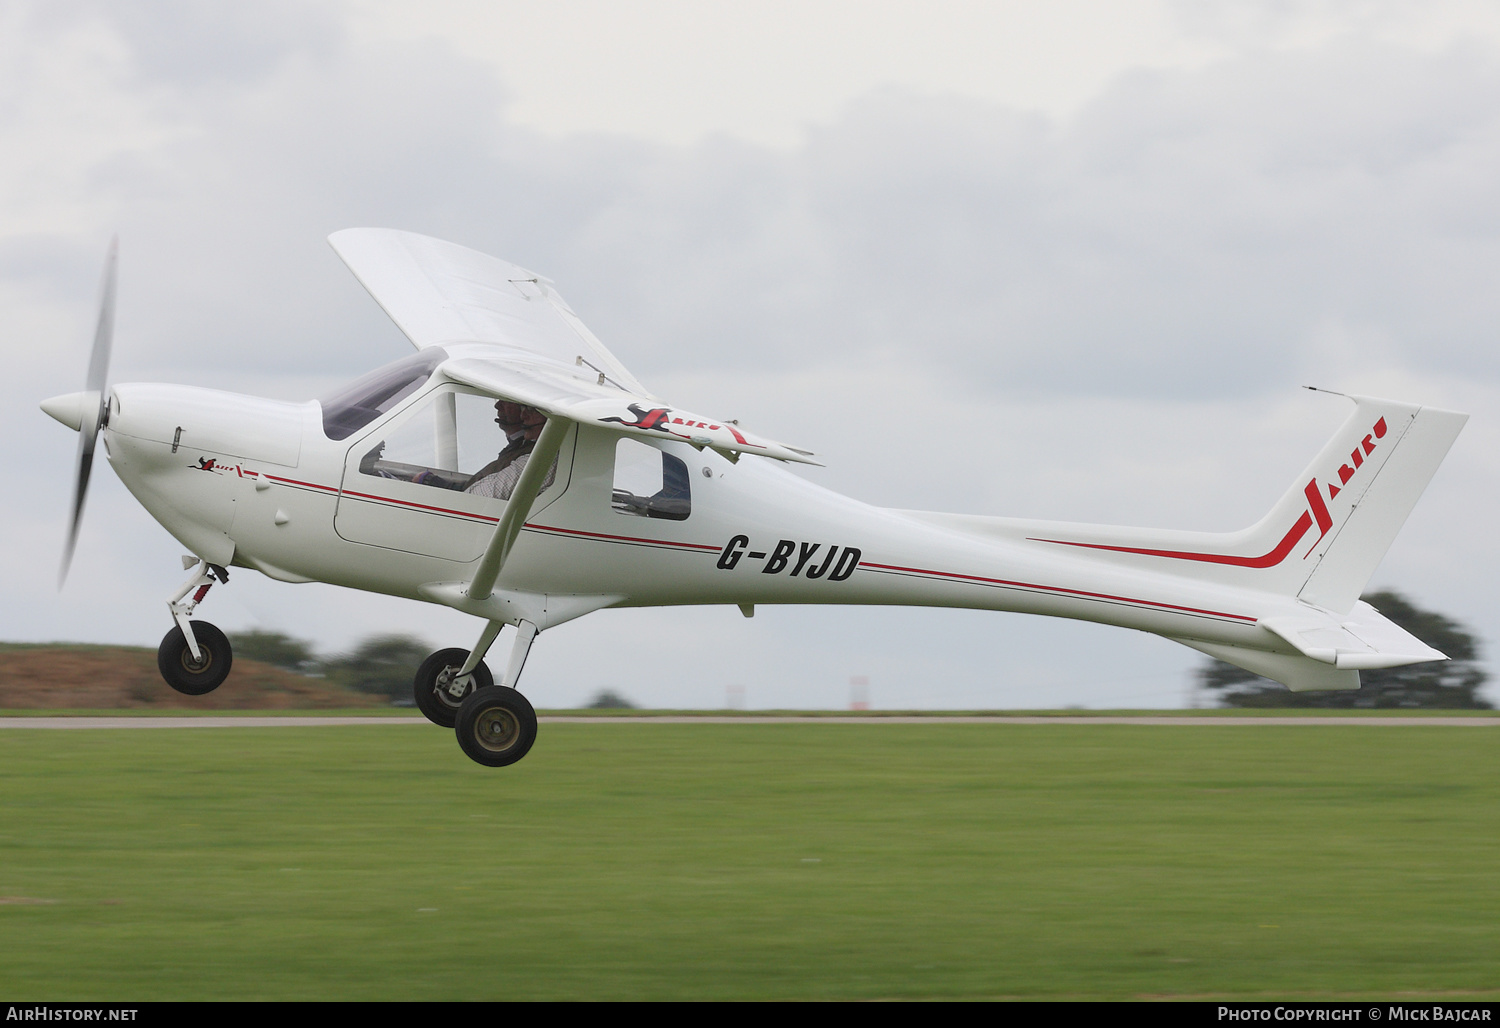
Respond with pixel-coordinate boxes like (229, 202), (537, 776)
(6, 0), (1499, 708)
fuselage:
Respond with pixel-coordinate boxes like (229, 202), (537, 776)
(101, 364), (1305, 660)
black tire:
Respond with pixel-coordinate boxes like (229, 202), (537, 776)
(455, 687), (537, 767)
(157, 622), (233, 696)
(414, 648), (493, 728)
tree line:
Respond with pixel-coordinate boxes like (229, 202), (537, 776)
(227, 631), (634, 707)
(228, 631), (433, 701)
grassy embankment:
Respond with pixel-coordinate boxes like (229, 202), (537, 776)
(5, 642), (1497, 717)
(0, 642), (383, 712)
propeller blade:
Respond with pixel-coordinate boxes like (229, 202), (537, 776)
(60, 236), (117, 588)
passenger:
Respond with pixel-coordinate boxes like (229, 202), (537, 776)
(465, 402), (555, 499)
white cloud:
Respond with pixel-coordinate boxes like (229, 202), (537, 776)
(5, 3), (1497, 707)
(350, 0), (1218, 147)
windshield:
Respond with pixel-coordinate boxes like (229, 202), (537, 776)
(319, 348), (447, 440)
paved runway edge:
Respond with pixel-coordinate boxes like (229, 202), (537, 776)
(0, 716), (1496, 728)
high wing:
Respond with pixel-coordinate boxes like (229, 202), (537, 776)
(328, 228), (649, 396)
(440, 356), (819, 465)
(329, 228), (819, 465)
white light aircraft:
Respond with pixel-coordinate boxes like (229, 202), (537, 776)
(41, 230), (1467, 765)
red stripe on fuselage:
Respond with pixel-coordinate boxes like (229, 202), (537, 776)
(522, 523), (722, 552)
(1029, 507), (1315, 568)
(254, 473), (718, 551)
(246, 470), (1244, 619)
(260, 474), (336, 493)
(337, 487), (502, 523)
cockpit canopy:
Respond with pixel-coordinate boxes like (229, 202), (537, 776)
(319, 348), (447, 440)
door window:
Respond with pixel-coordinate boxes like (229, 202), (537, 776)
(611, 437), (690, 521)
(358, 391), (555, 499)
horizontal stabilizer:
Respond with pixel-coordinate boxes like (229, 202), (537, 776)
(1174, 637), (1361, 692)
(1175, 597), (1445, 692)
(1260, 600), (1447, 670)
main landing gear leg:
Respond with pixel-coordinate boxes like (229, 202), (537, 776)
(500, 619), (537, 690)
(157, 556), (233, 696)
(455, 619), (539, 767)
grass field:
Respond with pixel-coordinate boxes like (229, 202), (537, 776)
(1, 720), (1497, 1000)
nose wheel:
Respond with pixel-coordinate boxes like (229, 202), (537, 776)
(158, 621), (233, 695)
(157, 558), (233, 696)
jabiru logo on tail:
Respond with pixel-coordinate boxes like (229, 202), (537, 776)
(1030, 417), (1389, 568)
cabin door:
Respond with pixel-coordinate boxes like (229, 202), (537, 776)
(334, 385), (572, 562)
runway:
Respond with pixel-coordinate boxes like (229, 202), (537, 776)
(0, 715), (1495, 728)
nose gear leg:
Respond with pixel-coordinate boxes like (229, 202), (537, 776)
(166, 558), (228, 662)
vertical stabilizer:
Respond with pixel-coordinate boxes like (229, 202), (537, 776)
(1295, 398), (1467, 612)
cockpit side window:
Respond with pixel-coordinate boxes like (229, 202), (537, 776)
(320, 348), (448, 440)
(612, 437), (690, 521)
(356, 389), (557, 501)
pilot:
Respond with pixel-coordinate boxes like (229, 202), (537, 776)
(464, 401), (556, 499)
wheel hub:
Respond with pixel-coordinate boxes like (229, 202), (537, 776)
(179, 649), (211, 674)
(475, 707), (519, 752)
(437, 666), (472, 702)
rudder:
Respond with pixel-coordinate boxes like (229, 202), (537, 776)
(1295, 395), (1467, 612)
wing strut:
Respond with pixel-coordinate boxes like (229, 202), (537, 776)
(466, 416), (572, 602)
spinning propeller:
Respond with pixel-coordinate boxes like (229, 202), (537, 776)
(40, 237), (117, 587)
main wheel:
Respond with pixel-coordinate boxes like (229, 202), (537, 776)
(157, 622), (233, 696)
(414, 648), (494, 728)
(455, 687), (537, 767)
